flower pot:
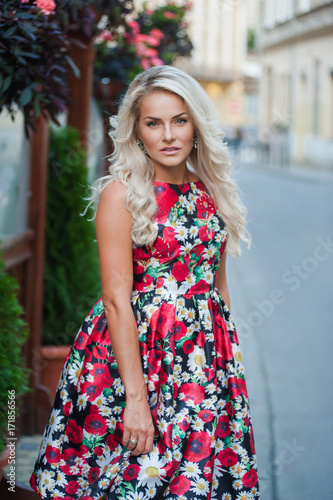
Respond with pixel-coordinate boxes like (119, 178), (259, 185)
(40, 346), (71, 400)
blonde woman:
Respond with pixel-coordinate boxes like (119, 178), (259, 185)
(31, 66), (260, 499)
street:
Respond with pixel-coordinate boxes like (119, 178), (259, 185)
(226, 163), (333, 500)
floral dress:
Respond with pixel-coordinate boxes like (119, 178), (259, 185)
(30, 180), (260, 500)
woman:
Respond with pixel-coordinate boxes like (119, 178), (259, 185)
(30, 66), (260, 499)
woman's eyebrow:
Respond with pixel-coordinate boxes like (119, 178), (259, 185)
(143, 112), (189, 120)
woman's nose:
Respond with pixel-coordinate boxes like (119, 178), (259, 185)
(162, 125), (176, 142)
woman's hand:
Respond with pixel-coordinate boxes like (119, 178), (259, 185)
(122, 390), (155, 456)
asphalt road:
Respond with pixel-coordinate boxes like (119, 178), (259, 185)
(226, 163), (333, 500)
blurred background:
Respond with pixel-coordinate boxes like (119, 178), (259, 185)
(0, 1), (332, 499)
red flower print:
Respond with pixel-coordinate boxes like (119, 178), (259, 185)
(216, 415), (231, 438)
(88, 467), (100, 484)
(63, 401), (73, 416)
(159, 368), (168, 386)
(184, 431), (211, 462)
(92, 345), (109, 360)
(180, 383), (205, 405)
(123, 464), (140, 481)
(172, 261), (190, 281)
(59, 448), (81, 474)
(173, 382), (179, 398)
(197, 196), (215, 219)
(45, 445), (60, 464)
(198, 225), (211, 241)
(203, 367), (215, 381)
(94, 446), (103, 456)
(151, 303), (176, 339)
(178, 416), (190, 432)
(85, 407), (108, 435)
(91, 363), (113, 386)
(225, 401), (235, 417)
(143, 274), (154, 287)
(66, 419), (83, 444)
(106, 433), (119, 451)
(250, 426), (256, 454)
(242, 468), (258, 488)
(198, 409), (214, 422)
(170, 475), (191, 495)
(217, 448), (238, 467)
(228, 377), (248, 400)
(156, 276), (165, 289)
(73, 332), (88, 350)
(65, 481), (79, 495)
(147, 348), (162, 375)
(80, 381), (103, 401)
(163, 226), (177, 245)
(174, 321), (187, 341)
(164, 423), (173, 447)
(184, 279), (210, 298)
(203, 458), (213, 481)
(154, 186), (179, 222)
(196, 330), (206, 347)
(183, 340), (194, 353)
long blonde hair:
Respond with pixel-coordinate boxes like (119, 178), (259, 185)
(89, 66), (250, 257)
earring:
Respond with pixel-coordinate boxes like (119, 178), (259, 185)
(193, 135), (198, 149)
(137, 139), (147, 155)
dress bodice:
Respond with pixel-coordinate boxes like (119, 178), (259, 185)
(132, 180), (228, 298)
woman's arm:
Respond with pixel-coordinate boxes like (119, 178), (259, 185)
(215, 249), (231, 309)
(95, 180), (154, 456)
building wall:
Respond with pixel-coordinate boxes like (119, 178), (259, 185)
(259, 0), (333, 168)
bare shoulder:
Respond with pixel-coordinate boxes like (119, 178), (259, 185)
(99, 179), (128, 205)
(96, 180), (131, 228)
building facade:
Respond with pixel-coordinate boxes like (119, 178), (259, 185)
(259, 0), (333, 169)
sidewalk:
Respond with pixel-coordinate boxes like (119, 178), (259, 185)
(229, 148), (333, 185)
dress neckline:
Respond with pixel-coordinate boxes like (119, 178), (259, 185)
(154, 179), (202, 187)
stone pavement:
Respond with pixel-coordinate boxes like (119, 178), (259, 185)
(4, 434), (42, 488)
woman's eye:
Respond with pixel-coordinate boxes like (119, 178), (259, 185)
(176, 118), (187, 124)
(147, 121), (158, 127)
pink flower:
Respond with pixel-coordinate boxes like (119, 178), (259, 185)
(100, 30), (113, 42)
(144, 48), (158, 58)
(151, 57), (164, 67)
(141, 58), (151, 70)
(144, 35), (161, 47)
(150, 28), (164, 40)
(145, 9), (154, 15)
(34, 0), (56, 15)
(164, 11), (176, 19)
(128, 20), (140, 35)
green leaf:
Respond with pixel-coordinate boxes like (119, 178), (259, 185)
(2, 75), (11, 93)
(65, 55), (80, 79)
(19, 87), (33, 107)
(3, 26), (17, 38)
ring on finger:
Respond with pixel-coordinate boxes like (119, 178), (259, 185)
(128, 438), (138, 448)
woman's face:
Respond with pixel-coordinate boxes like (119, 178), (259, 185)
(137, 90), (195, 179)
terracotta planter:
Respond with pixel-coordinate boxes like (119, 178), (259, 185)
(40, 346), (71, 400)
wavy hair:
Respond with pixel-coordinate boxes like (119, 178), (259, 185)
(89, 66), (251, 257)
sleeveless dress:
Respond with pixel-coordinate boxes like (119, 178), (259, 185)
(30, 180), (260, 500)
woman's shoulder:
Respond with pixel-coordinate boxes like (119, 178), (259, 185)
(100, 179), (128, 203)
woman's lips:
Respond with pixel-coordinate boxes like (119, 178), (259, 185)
(160, 147), (181, 155)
